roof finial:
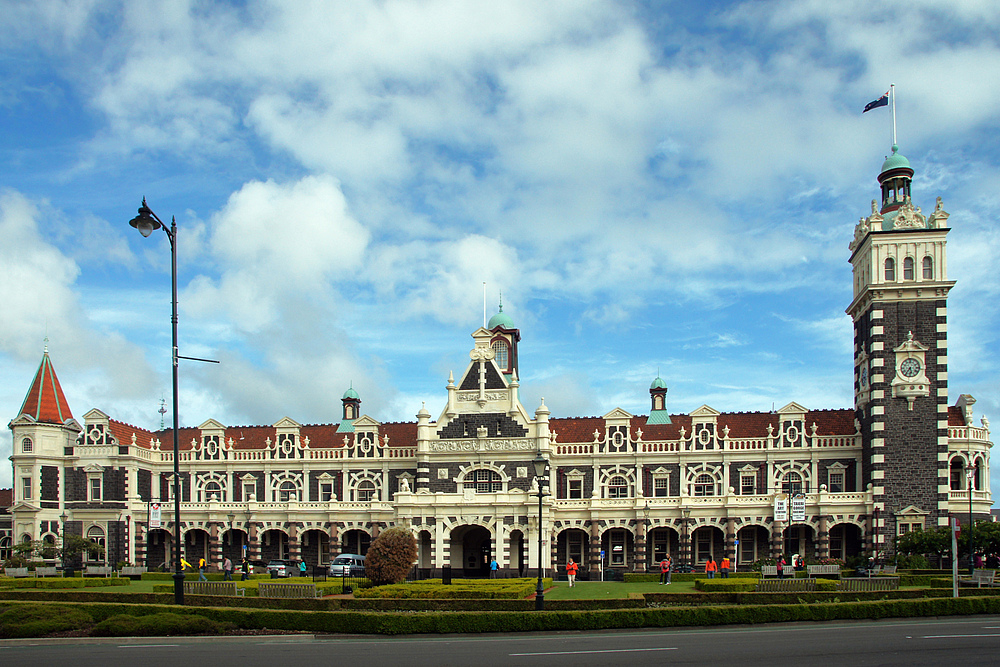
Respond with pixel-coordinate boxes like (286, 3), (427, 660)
(43, 336), (49, 354)
(158, 397), (167, 430)
(498, 290), (504, 313)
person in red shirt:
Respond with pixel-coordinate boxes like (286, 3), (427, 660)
(706, 556), (718, 579)
(659, 555), (672, 585)
(720, 556), (731, 578)
(566, 559), (579, 587)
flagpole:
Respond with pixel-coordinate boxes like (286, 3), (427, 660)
(890, 83), (897, 146)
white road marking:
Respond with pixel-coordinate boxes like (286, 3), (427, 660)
(922, 634), (1000, 639)
(511, 647), (678, 656)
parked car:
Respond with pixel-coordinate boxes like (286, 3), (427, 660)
(329, 554), (366, 576)
(266, 559), (299, 578)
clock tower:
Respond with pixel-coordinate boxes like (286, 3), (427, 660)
(847, 145), (955, 555)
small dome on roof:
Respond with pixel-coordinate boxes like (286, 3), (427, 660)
(487, 297), (514, 330)
(342, 387), (360, 400)
(881, 144), (911, 173)
(650, 376), (668, 390)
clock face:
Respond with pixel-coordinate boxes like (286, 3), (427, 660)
(900, 357), (921, 378)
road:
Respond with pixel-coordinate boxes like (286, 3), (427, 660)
(3, 616), (1000, 666)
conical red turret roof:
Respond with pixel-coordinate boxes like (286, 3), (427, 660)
(18, 351), (74, 424)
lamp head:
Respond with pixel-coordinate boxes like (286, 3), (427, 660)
(532, 452), (548, 477)
(129, 199), (162, 237)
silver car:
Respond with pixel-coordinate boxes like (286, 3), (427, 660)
(328, 554), (365, 576)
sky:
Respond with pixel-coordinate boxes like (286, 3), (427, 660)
(1, 0), (998, 498)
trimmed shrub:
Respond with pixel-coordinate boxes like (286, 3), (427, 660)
(695, 579), (757, 592)
(0, 603), (94, 638)
(91, 612), (234, 637)
(365, 527), (418, 586)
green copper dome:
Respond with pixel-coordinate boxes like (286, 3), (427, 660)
(487, 298), (514, 330)
(650, 376), (668, 390)
(342, 387), (360, 400)
(881, 144), (911, 173)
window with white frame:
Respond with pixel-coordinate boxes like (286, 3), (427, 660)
(241, 478), (256, 501)
(781, 472), (803, 496)
(356, 480), (377, 502)
(884, 257), (895, 281)
(86, 526), (105, 563)
(90, 477), (102, 501)
(903, 256), (914, 280)
(828, 471), (844, 493)
(922, 256), (933, 279)
(320, 482), (334, 501)
(464, 469), (503, 493)
(204, 480), (223, 501)
(278, 481), (297, 502)
(693, 474), (715, 497)
(653, 476), (669, 497)
(897, 520), (924, 535)
(568, 478), (583, 499)
(607, 475), (629, 499)
(491, 340), (509, 371)
(741, 473), (756, 495)
(21, 437), (32, 453)
(22, 476), (32, 501)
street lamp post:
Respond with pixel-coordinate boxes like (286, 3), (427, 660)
(532, 453), (548, 611)
(966, 459), (976, 576)
(128, 198), (217, 605)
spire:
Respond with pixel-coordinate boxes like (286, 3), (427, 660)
(18, 349), (74, 424)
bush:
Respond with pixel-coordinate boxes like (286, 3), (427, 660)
(365, 527), (418, 586)
(696, 579), (758, 592)
(91, 612), (234, 637)
(0, 603), (94, 638)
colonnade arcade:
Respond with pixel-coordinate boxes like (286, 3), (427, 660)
(136, 514), (866, 575)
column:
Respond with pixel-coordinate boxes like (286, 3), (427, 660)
(209, 523), (222, 569)
(635, 518), (647, 572)
(726, 517), (736, 562)
(588, 518), (601, 573)
(818, 515), (830, 560)
(679, 519), (692, 569)
(287, 523), (301, 562)
(328, 524), (339, 561)
(247, 522), (260, 563)
(771, 521), (784, 558)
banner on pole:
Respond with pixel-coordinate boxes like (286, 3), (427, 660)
(150, 502), (161, 529)
(774, 495), (788, 522)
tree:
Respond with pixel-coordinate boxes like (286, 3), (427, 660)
(895, 526), (951, 562)
(364, 527), (417, 586)
(61, 534), (105, 564)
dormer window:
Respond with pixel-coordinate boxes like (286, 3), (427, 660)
(884, 257), (895, 281)
(491, 340), (509, 372)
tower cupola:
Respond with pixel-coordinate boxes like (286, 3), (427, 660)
(877, 144), (914, 215)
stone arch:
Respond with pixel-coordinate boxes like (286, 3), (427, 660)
(449, 524), (493, 577)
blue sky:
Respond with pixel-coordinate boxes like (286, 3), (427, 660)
(1, 0), (998, 496)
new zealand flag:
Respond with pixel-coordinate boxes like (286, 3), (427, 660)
(863, 91), (889, 113)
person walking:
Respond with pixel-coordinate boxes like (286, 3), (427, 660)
(240, 557), (250, 581)
(222, 556), (233, 581)
(720, 555), (730, 579)
(198, 556), (208, 581)
(705, 556), (718, 579)
(777, 555), (786, 579)
(659, 556), (671, 584)
(299, 560), (307, 577)
(566, 559), (578, 587)
(489, 557), (499, 579)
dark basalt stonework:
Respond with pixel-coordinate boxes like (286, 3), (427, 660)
(459, 362), (506, 390)
(437, 412), (529, 439)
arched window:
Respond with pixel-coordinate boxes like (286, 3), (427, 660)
(608, 476), (629, 499)
(903, 257), (914, 280)
(950, 458), (965, 490)
(204, 481), (223, 501)
(492, 340), (509, 372)
(86, 526), (105, 563)
(21, 437), (32, 453)
(782, 472), (803, 495)
(278, 481), (297, 502)
(884, 257), (895, 281)
(922, 256), (933, 279)
(356, 480), (377, 502)
(463, 468), (503, 493)
(693, 474), (715, 497)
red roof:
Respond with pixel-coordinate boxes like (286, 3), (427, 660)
(18, 352), (73, 424)
(0, 488), (13, 509)
(949, 405), (966, 427)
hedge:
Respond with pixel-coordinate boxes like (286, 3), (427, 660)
(624, 572), (760, 583)
(4, 596), (1000, 637)
(353, 579), (550, 599)
(0, 577), (130, 589)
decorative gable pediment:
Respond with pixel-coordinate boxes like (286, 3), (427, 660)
(199, 418), (227, 431)
(83, 463), (105, 473)
(689, 405), (720, 418)
(273, 417), (301, 430)
(777, 402), (808, 416)
(895, 504), (930, 517)
(352, 415), (381, 429)
(83, 408), (110, 422)
(602, 407), (633, 422)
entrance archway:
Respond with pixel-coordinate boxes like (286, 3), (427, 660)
(450, 525), (492, 577)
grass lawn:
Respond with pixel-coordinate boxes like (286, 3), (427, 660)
(543, 580), (698, 599)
